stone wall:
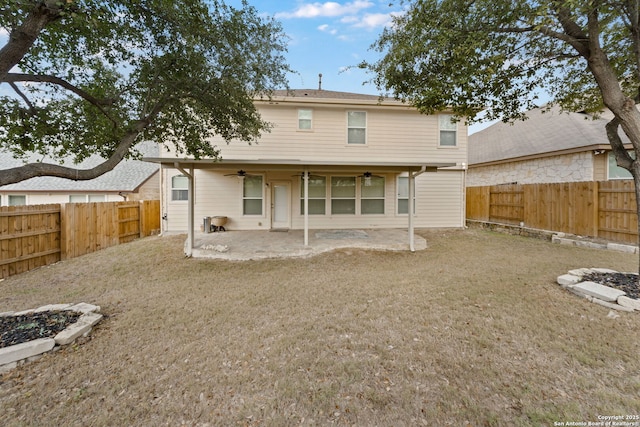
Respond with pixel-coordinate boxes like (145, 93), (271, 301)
(467, 152), (594, 186)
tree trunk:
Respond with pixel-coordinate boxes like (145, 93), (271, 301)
(0, 1), (63, 81)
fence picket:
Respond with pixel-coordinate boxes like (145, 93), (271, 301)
(467, 181), (637, 244)
(0, 200), (160, 279)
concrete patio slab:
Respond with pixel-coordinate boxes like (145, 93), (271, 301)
(188, 229), (427, 260)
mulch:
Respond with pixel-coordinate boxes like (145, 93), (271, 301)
(0, 311), (81, 349)
(583, 272), (640, 299)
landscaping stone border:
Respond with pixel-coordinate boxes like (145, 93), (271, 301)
(557, 269), (640, 313)
(0, 303), (102, 373)
(467, 220), (639, 254)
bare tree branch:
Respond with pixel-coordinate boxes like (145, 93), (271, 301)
(8, 81), (35, 111)
(5, 73), (116, 106)
(0, 99), (167, 186)
(0, 1), (65, 80)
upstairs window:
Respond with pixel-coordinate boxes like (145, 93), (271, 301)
(243, 175), (263, 215)
(347, 111), (366, 144)
(439, 114), (457, 147)
(171, 175), (189, 201)
(298, 109), (313, 130)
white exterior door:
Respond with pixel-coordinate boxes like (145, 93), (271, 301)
(271, 182), (290, 229)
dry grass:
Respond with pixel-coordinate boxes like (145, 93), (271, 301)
(1, 228), (640, 426)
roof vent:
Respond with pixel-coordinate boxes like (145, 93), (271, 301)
(318, 73), (323, 91)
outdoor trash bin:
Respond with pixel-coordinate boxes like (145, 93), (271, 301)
(203, 216), (212, 233)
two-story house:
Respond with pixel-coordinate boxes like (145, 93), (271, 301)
(146, 89), (468, 252)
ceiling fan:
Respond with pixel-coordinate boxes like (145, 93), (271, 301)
(224, 170), (255, 179)
(291, 171), (322, 179)
(358, 171), (383, 186)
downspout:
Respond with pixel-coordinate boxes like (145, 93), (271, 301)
(461, 162), (467, 229)
(304, 167), (309, 246)
(175, 163), (194, 257)
(409, 166), (428, 251)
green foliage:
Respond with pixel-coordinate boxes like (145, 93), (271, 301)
(0, 0), (291, 173)
(363, 0), (640, 123)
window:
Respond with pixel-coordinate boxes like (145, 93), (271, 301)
(361, 176), (385, 214)
(171, 175), (189, 201)
(331, 176), (356, 214)
(69, 195), (86, 203)
(300, 176), (326, 215)
(397, 176), (415, 214)
(439, 114), (457, 147)
(243, 175), (263, 215)
(347, 111), (366, 144)
(8, 195), (26, 206)
(608, 151), (634, 179)
(298, 109), (312, 130)
(69, 195), (106, 203)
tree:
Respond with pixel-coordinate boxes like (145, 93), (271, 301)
(0, 0), (291, 185)
(362, 0), (640, 272)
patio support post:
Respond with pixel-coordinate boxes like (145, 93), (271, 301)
(409, 166), (428, 252)
(408, 168), (415, 252)
(175, 163), (194, 257)
(303, 167), (309, 246)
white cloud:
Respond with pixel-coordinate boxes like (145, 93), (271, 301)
(275, 1), (374, 19)
(318, 24), (338, 35)
(343, 11), (403, 29)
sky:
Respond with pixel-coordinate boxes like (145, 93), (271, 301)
(227, 0), (401, 95)
(0, 1), (492, 132)
(228, 0), (493, 133)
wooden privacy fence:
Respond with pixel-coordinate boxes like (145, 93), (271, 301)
(467, 181), (638, 244)
(0, 200), (160, 279)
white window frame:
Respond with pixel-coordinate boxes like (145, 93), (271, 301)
(360, 176), (385, 215)
(607, 151), (634, 180)
(347, 111), (367, 145)
(300, 176), (326, 215)
(330, 176), (356, 214)
(397, 176), (415, 215)
(298, 109), (313, 131)
(8, 195), (26, 206)
(69, 194), (106, 203)
(171, 175), (189, 201)
(242, 175), (264, 216)
(439, 114), (457, 147)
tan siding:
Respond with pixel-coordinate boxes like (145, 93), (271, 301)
(165, 169), (465, 231)
(202, 104), (467, 166)
(593, 152), (607, 180)
(415, 171), (465, 227)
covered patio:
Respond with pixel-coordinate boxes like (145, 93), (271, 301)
(188, 228), (427, 260)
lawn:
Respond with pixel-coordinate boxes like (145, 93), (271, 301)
(1, 228), (639, 426)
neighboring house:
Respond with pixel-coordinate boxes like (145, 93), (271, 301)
(468, 105), (633, 186)
(0, 141), (160, 206)
(146, 89), (468, 250)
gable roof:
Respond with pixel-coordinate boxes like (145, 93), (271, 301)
(469, 105), (629, 165)
(270, 89), (383, 101)
(0, 141), (159, 192)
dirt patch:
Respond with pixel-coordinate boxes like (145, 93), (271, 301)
(0, 230), (639, 426)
